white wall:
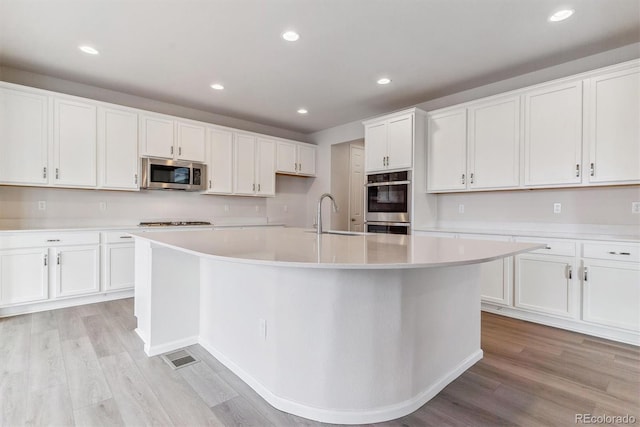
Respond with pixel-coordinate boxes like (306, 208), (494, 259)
(307, 43), (640, 229)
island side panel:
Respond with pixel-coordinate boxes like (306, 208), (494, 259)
(134, 240), (201, 356)
(198, 259), (482, 424)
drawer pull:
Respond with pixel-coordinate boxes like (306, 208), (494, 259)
(46, 239), (61, 242)
(608, 251), (630, 256)
(44, 254), (47, 266)
(583, 267), (589, 282)
(567, 265), (573, 279)
(119, 236), (133, 239)
(544, 245), (552, 250)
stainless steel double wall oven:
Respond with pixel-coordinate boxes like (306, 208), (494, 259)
(365, 170), (411, 234)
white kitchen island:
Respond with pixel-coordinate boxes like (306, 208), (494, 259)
(132, 227), (540, 424)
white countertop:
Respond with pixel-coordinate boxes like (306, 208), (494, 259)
(131, 227), (542, 269)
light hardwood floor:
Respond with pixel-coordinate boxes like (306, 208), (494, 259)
(1, 298), (638, 426)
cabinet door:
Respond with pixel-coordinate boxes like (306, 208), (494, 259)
(524, 81), (583, 186)
(515, 254), (576, 318)
(427, 108), (467, 192)
(0, 248), (49, 305)
(0, 87), (49, 185)
(55, 245), (100, 297)
(297, 144), (316, 176)
(53, 98), (97, 187)
(233, 134), (256, 195)
(275, 141), (297, 174)
(468, 96), (520, 190)
(256, 137), (275, 196)
(364, 122), (387, 172)
(583, 259), (640, 332)
(386, 114), (413, 170)
(176, 121), (206, 162)
(207, 128), (233, 194)
(98, 107), (139, 190)
(587, 67), (640, 184)
(104, 244), (135, 291)
(139, 114), (174, 159)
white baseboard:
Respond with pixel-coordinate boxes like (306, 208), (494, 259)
(144, 335), (199, 357)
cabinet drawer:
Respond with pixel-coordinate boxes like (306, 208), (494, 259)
(583, 242), (640, 263)
(102, 231), (136, 244)
(0, 232), (100, 249)
(514, 237), (575, 256)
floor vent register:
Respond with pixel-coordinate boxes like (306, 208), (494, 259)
(161, 349), (199, 369)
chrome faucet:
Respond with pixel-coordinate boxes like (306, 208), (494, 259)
(316, 193), (338, 234)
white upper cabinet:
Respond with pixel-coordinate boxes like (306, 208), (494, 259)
(206, 128), (234, 194)
(53, 97), (97, 188)
(586, 66), (640, 184)
(176, 120), (206, 162)
(467, 95), (520, 190)
(139, 114), (206, 162)
(275, 140), (316, 176)
(98, 106), (139, 190)
(427, 108), (467, 192)
(0, 86), (49, 185)
(233, 134), (275, 197)
(364, 109), (418, 173)
(523, 80), (583, 187)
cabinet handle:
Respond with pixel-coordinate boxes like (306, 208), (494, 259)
(44, 254), (48, 266)
(209, 180), (212, 189)
(134, 174), (138, 184)
(57, 253), (61, 265)
(299, 163), (302, 172)
(470, 173), (474, 184)
(43, 167), (47, 179)
(258, 183), (261, 191)
(608, 251), (631, 256)
(575, 164), (580, 178)
(583, 266), (588, 282)
(253, 183), (255, 191)
(386, 156), (389, 166)
(56, 168), (60, 179)
(170, 146), (174, 155)
(590, 162), (595, 177)
(567, 265), (573, 279)
(46, 239), (61, 242)
(461, 174), (465, 184)
(179, 147), (182, 156)
(119, 236), (132, 239)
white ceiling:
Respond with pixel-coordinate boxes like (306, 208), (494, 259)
(1, 0), (638, 134)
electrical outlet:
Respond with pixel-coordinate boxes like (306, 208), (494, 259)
(458, 204), (464, 214)
(224, 204), (229, 212)
(38, 201), (46, 211)
(99, 202), (107, 211)
(632, 202), (640, 214)
(553, 203), (562, 214)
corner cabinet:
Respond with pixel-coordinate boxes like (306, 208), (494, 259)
(275, 140), (316, 176)
(364, 109), (421, 173)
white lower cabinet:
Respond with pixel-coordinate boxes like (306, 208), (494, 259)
(55, 245), (100, 297)
(515, 254), (577, 318)
(0, 248), (49, 305)
(102, 232), (135, 292)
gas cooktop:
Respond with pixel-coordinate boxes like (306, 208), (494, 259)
(139, 221), (212, 227)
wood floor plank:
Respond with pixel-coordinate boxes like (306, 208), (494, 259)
(27, 329), (67, 392)
(0, 319), (31, 374)
(31, 310), (58, 334)
(0, 371), (27, 426)
(82, 313), (124, 358)
(73, 398), (125, 427)
(133, 355), (224, 426)
(24, 384), (75, 426)
(61, 336), (113, 409)
(55, 306), (88, 341)
(99, 351), (173, 426)
(211, 395), (275, 427)
(179, 360), (239, 407)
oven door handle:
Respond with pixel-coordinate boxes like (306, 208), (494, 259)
(365, 221), (411, 227)
(365, 180), (411, 187)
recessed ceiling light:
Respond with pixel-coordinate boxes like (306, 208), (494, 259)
(549, 9), (574, 22)
(282, 31), (300, 42)
(297, 108), (308, 114)
(78, 45), (99, 55)
(377, 78), (392, 85)
(210, 83), (224, 90)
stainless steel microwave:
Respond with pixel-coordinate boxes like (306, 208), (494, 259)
(140, 158), (206, 191)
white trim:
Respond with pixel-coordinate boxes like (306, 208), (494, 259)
(0, 289), (133, 317)
(144, 335), (199, 357)
(201, 337), (482, 425)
